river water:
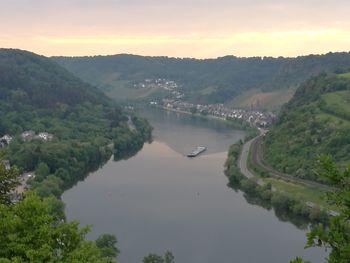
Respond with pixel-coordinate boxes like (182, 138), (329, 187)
(62, 108), (326, 263)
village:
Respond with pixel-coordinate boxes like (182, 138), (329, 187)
(134, 78), (276, 128)
(153, 99), (276, 128)
(134, 78), (185, 99)
(1, 130), (54, 148)
(1, 130), (54, 200)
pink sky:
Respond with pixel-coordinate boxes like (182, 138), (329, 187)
(1, 0), (350, 58)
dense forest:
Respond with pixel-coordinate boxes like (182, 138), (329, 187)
(263, 73), (350, 183)
(0, 49), (152, 195)
(53, 52), (350, 103)
(0, 49), (152, 262)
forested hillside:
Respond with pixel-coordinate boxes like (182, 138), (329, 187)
(0, 49), (152, 262)
(0, 49), (108, 108)
(263, 73), (350, 183)
(54, 52), (350, 104)
(0, 48), (151, 194)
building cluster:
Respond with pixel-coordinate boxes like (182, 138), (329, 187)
(135, 79), (184, 99)
(1, 132), (41, 200)
(1, 131), (54, 148)
(161, 99), (276, 127)
(21, 130), (54, 142)
(1, 132), (54, 176)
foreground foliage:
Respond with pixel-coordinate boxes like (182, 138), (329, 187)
(0, 165), (19, 205)
(0, 193), (117, 263)
(307, 156), (350, 262)
(291, 156), (350, 263)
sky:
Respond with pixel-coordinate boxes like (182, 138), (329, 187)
(1, 0), (350, 58)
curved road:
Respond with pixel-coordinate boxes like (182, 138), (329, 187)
(239, 136), (256, 179)
(238, 130), (335, 192)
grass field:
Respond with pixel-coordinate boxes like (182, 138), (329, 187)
(246, 141), (336, 210)
(322, 90), (350, 118)
(264, 178), (336, 209)
(106, 84), (161, 101)
(338, 72), (350, 79)
(227, 87), (296, 111)
(199, 86), (218, 95)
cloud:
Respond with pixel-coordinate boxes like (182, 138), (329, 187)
(0, 0), (350, 57)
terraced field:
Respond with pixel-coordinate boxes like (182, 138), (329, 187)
(227, 87), (296, 111)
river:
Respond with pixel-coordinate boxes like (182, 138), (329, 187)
(62, 108), (326, 263)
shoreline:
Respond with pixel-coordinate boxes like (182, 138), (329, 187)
(156, 105), (254, 131)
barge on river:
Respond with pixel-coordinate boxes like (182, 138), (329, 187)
(187, 146), (207, 157)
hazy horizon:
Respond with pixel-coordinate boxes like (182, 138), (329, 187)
(1, 0), (350, 58)
(5, 47), (350, 61)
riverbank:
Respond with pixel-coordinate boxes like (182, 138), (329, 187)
(225, 137), (330, 227)
(157, 106), (259, 138)
(245, 133), (338, 213)
(9, 114), (152, 207)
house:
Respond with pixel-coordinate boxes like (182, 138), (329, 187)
(0, 134), (13, 146)
(37, 132), (53, 141)
(21, 130), (35, 141)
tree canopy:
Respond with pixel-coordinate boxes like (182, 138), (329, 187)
(0, 164), (19, 205)
(291, 156), (350, 263)
(0, 192), (117, 263)
(264, 73), (350, 183)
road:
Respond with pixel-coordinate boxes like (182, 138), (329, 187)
(238, 129), (335, 191)
(251, 134), (335, 191)
(238, 130), (339, 215)
(238, 130), (268, 186)
(238, 136), (256, 179)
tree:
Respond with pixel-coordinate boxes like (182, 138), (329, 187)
(292, 156), (350, 263)
(96, 234), (120, 258)
(35, 162), (50, 178)
(143, 254), (164, 263)
(0, 192), (117, 262)
(143, 251), (175, 263)
(290, 257), (310, 263)
(0, 164), (20, 205)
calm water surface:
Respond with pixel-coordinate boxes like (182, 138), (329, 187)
(63, 109), (326, 263)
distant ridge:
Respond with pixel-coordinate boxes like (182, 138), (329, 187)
(53, 52), (350, 104)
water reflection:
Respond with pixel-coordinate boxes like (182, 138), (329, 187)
(63, 108), (326, 263)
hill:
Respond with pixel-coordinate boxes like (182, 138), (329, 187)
(0, 49), (109, 108)
(53, 52), (350, 107)
(0, 49), (151, 194)
(263, 73), (350, 183)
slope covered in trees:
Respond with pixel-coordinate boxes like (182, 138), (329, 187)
(0, 192), (118, 263)
(0, 48), (152, 195)
(263, 73), (350, 183)
(53, 52), (350, 104)
(0, 49), (108, 108)
(0, 49), (152, 261)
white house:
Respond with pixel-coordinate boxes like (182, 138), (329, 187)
(37, 132), (53, 141)
(1, 134), (12, 145)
